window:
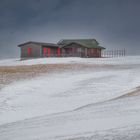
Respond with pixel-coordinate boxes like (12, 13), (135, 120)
(77, 48), (81, 53)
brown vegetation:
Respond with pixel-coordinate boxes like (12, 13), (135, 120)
(0, 63), (104, 88)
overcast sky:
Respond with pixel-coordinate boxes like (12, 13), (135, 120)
(0, 0), (140, 58)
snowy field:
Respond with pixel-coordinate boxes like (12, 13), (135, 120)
(0, 56), (140, 140)
(0, 56), (140, 66)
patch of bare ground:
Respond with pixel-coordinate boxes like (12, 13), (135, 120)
(0, 63), (112, 89)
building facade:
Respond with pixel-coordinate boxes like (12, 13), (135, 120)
(18, 39), (105, 59)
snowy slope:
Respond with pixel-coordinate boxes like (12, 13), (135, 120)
(0, 56), (140, 66)
(0, 56), (140, 139)
(0, 93), (140, 140)
(0, 58), (82, 66)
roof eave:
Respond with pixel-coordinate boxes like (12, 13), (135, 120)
(18, 41), (59, 47)
(18, 41), (33, 47)
(60, 42), (88, 48)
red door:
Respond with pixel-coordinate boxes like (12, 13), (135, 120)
(57, 48), (61, 57)
(27, 48), (31, 56)
(47, 48), (51, 57)
(43, 48), (47, 56)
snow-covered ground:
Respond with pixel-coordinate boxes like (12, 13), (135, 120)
(0, 56), (140, 66)
(0, 56), (140, 140)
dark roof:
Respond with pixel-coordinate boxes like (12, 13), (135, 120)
(18, 41), (59, 47)
(58, 39), (99, 45)
(18, 39), (105, 49)
(57, 39), (105, 49)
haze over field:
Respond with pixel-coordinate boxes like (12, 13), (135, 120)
(0, 0), (140, 58)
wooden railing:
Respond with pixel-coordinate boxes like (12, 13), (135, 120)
(101, 49), (126, 58)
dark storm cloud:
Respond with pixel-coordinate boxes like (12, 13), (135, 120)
(0, 0), (140, 58)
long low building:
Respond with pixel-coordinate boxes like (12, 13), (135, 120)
(18, 39), (105, 59)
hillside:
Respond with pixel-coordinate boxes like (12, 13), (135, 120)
(0, 56), (140, 140)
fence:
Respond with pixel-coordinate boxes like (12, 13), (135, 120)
(101, 49), (126, 58)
